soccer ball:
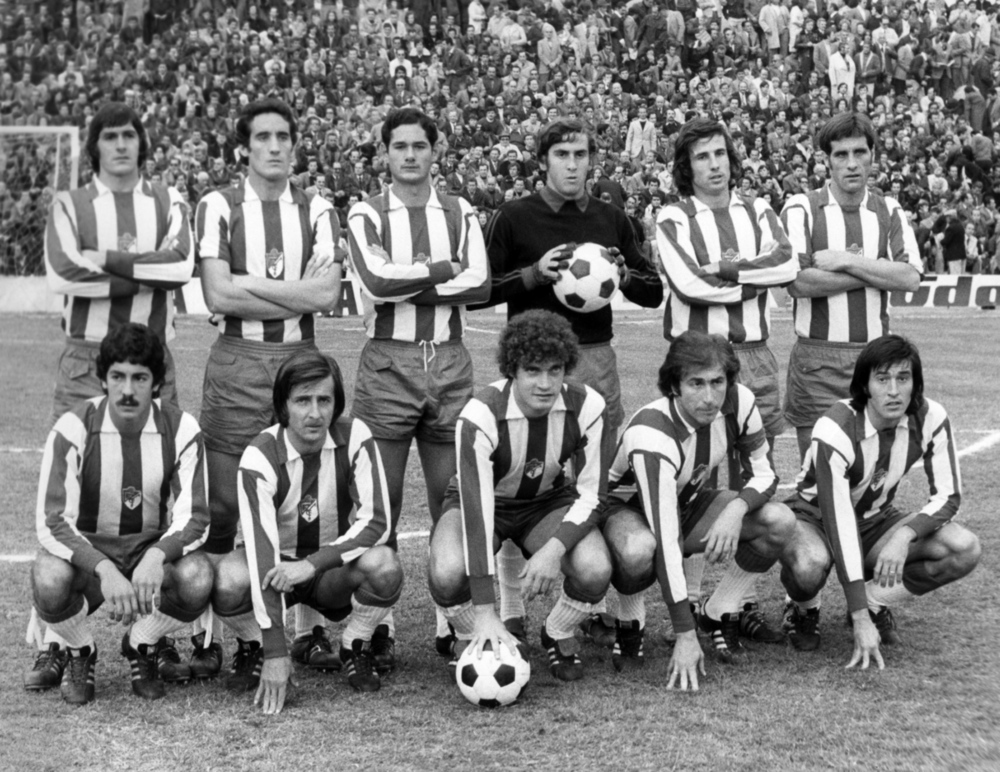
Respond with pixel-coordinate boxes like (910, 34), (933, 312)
(455, 641), (530, 708)
(552, 242), (621, 313)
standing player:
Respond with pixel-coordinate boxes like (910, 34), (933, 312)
(656, 117), (798, 645)
(780, 335), (980, 664)
(26, 323), (212, 704)
(480, 117), (663, 650)
(602, 332), (800, 680)
(196, 97), (342, 677)
(428, 311), (612, 681)
(212, 351), (402, 713)
(781, 113), (922, 462)
(346, 106), (490, 657)
(45, 101), (194, 419)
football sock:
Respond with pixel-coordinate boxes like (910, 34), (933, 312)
(220, 611), (261, 644)
(434, 606), (450, 638)
(42, 625), (69, 648)
(544, 590), (592, 641)
(342, 595), (391, 648)
(129, 608), (186, 647)
(616, 591), (646, 627)
(793, 594), (822, 611)
(295, 605), (327, 639)
(684, 554), (705, 604)
(440, 600), (477, 639)
(865, 580), (914, 611)
(497, 540), (526, 621)
(48, 599), (93, 650)
(195, 611), (224, 644)
(704, 565), (759, 620)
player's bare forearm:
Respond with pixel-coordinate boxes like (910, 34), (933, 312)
(200, 259), (300, 319)
(787, 267), (868, 298)
(842, 259), (920, 292)
(237, 274), (340, 314)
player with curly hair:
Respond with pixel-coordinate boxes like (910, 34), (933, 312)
(427, 310), (612, 682)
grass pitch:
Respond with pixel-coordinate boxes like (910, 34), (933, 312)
(1, 307), (998, 772)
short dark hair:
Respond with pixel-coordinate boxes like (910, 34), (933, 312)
(87, 102), (149, 173)
(272, 350), (346, 428)
(96, 323), (166, 392)
(816, 112), (877, 155)
(497, 310), (580, 378)
(658, 331), (739, 397)
(380, 106), (438, 146)
(535, 117), (596, 164)
(849, 334), (924, 414)
(235, 97), (299, 150)
(672, 117), (742, 196)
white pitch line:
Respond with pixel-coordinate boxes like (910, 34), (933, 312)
(958, 431), (1000, 458)
(465, 325), (498, 334)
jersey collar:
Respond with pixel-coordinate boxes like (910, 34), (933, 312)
(242, 177), (294, 204)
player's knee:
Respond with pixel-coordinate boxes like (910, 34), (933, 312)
(571, 540), (613, 595)
(608, 526), (656, 579)
(781, 544), (830, 599)
(31, 553), (77, 611)
(361, 546), (404, 596)
(946, 528), (981, 578)
(170, 553), (215, 610)
(756, 502), (797, 546)
(427, 547), (467, 603)
(211, 554), (250, 613)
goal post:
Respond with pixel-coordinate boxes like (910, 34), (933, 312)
(0, 125), (81, 277)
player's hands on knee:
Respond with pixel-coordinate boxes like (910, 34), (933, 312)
(666, 631), (705, 692)
(872, 527), (914, 588)
(262, 561), (317, 594)
(532, 243), (575, 284)
(701, 501), (747, 564)
(95, 560), (139, 627)
(520, 540), (565, 601)
(846, 613), (884, 671)
(470, 606), (520, 659)
(255, 656), (295, 715)
(131, 548), (166, 616)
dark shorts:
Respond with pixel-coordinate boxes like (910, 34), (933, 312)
(442, 484), (579, 556)
(52, 338), (178, 425)
(604, 487), (730, 540)
(784, 338), (864, 429)
(351, 338), (473, 443)
(200, 336), (316, 455)
(790, 498), (913, 578)
(567, 342), (624, 434)
(282, 557), (354, 622)
(734, 340), (784, 438)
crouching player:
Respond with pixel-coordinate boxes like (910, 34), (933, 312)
(428, 310), (612, 681)
(212, 351), (401, 715)
(602, 332), (800, 688)
(780, 335), (980, 668)
(27, 323), (212, 704)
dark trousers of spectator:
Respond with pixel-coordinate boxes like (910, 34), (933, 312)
(892, 77), (907, 95)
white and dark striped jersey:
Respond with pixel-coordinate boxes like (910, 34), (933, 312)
(795, 398), (961, 613)
(45, 177), (194, 343)
(36, 397), (209, 574)
(781, 186), (922, 342)
(238, 418), (391, 658)
(609, 384), (776, 633)
(347, 188), (490, 343)
(457, 379), (607, 605)
(657, 193), (797, 343)
(195, 180), (339, 342)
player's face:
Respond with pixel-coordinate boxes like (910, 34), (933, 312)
(102, 361), (156, 433)
(865, 361), (913, 429)
(542, 134), (590, 200)
(675, 365), (728, 429)
(386, 122), (436, 187)
(827, 135), (872, 200)
(285, 376), (336, 454)
(246, 111), (294, 184)
(688, 134), (730, 202)
(512, 359), (566, 419)
(97, 122), (141, 181)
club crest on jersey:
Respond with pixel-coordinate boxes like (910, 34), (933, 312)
(266, 248), (285, 278)
(118, 233), (137, 253)
(413, 252), (430, 265)
(525, 458), (544, 479)
(847, 243), (864, 256)
(721, 248), (740, 262)
(871, 468), (887, 491)
(122, 486), (142, 510)
(298, 495), (319, 523)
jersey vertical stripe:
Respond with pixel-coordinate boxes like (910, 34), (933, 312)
(45, 178), (194, 343)
(347, 188), (490, 343)
(657, 194), (797, 343)
(794, 398), (961, 612)
(37, 397), (209, 574)
(456, 380), (607, 605)
(195, 180), (337, 342)
(781, 186), (921, 342)
(237, 418), (391, 658)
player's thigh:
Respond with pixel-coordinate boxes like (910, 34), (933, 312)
(908, 521), (981, 563)
(51, 342), (102, 424)
(160, 551), (214, 599)
(429, 506), (478, 588)
(735, 343), (784, 438)
(212, 547), (253, 607)
(567, 342), (625, 434)
(602, 502), (656, 569)
(680, 489), (740, 553)
(740, 500), (797, 542)
(416, 437), (457, 519)
(861, 509), (919, 571)
(351, 340), (426, 443)
(416, 340), (474, 445)
(31, 549), (92, 602)
(784, 340), (860, 429)
(344, 544), (403, 595)
(561, 526), (612, 584)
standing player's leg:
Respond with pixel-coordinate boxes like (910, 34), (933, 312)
(779, 512), (832, 652)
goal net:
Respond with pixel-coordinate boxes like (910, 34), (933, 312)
(0, 126), (81, 277)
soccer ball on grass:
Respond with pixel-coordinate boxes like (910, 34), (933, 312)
(455, 640), (530, 708)
(552, 242), (621, 313)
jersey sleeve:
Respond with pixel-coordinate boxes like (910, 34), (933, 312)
(237, 445), (287, 659)
(616, 208), (664, 309)
(551, 389), (607, 552)
(717, 200), (798, 287)
(408, 198), (491, 306)
(730, 385), (779, 509)
(911, 401), (962, 538)
(310, 194), (340, 258)
(780, 194), (814, 270)
(155, 413), (210, 561)
(885, 196), (923, 273)
(194, 190), (233, 265)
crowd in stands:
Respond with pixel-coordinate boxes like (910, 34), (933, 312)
(4, 0), (1000, 277)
